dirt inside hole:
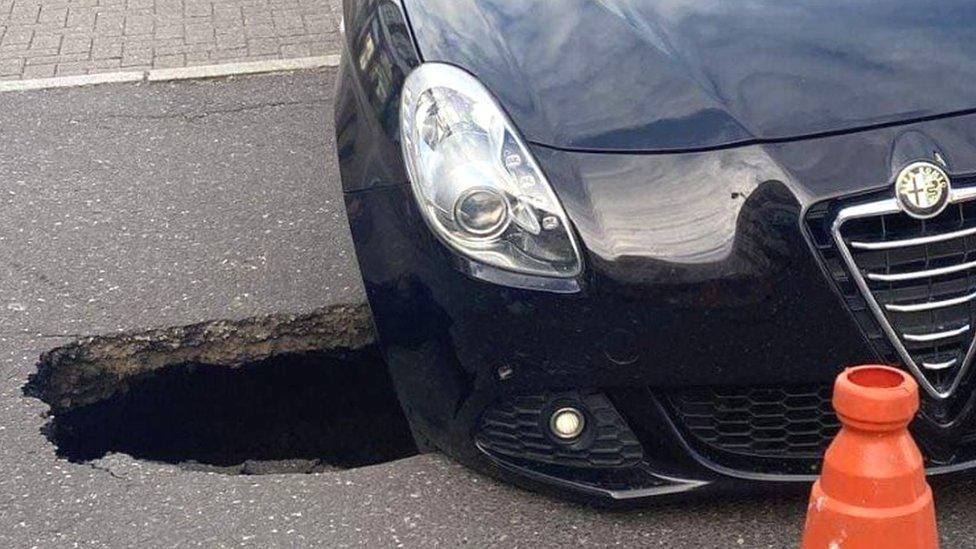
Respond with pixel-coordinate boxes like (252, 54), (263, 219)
(36, 349), (418, 474)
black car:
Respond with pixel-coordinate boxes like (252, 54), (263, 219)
(335, 0), (976, 503)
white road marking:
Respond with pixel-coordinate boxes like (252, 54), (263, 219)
(0, 71), (144, 93)
(0, 55), (341, 94)
(146, 55), (341, 82)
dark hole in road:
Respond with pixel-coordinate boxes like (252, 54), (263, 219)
(44, 350), (418, 474)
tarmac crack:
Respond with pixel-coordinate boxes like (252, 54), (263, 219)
(86, 462), (127, 481)
(96, 99), (329, 124)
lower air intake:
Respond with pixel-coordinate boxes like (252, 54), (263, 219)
(666, 385), (840, 461)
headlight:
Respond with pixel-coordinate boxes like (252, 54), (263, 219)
(399, 63), (582, 279)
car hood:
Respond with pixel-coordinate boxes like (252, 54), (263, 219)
(403, 0), (976, 152)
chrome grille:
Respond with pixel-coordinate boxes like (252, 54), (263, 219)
(830, 184), (976, 398)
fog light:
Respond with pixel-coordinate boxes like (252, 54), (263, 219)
(550, 407), (585, 440)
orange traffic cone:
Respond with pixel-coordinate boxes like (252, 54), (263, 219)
(801, 365), (938, 549)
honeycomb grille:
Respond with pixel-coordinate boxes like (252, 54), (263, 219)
(476, 392), (643, 469)
(667, 385), (840, 459)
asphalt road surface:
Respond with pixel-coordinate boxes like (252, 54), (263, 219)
(1, 69), (975, 548)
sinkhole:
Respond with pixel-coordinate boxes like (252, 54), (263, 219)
(23, 305), (418, 474)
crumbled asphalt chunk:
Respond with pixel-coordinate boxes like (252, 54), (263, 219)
(25, 303), (375, 413)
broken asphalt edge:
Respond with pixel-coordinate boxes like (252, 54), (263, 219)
(24, 303), (376, 414)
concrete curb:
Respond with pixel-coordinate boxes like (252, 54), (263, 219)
(0, 54), (341, 93)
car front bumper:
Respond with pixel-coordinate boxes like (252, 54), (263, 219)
(335, 36), (976, 502)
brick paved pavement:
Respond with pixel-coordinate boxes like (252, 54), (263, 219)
(0, 0), (341, 80)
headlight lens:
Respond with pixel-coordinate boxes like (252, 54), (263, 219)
(454, 188), (509, 237)
(399, 63), (582, 278)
